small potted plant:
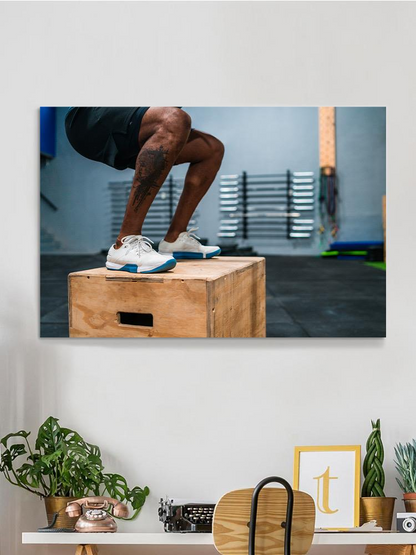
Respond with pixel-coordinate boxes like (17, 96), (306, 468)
(394, 440), (416, 512)
(360, 419), (395, 530)
(0, 416), (149, 529)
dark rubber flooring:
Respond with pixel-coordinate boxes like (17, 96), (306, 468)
(40, 255), (386, 338)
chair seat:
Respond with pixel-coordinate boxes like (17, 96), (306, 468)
(213, 488), (315, 555)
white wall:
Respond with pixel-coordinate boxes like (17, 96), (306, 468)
(1, 3), (416, 555)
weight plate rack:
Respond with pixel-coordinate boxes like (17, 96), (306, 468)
(108, 175), (198, 243)
(218, 170), (315, 241)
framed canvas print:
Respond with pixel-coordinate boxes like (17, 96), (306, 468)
(40, 107), (386, 338)
(293, 445), (361, 529)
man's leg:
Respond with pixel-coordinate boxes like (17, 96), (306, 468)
(116, 107), (192, 247)
(164, 129), (225, 242)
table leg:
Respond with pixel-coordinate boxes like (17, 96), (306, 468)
(365, 546), (414, 555)
(75, 546), (99, 555)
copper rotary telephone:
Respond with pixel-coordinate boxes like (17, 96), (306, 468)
(66, 497), (129, 533)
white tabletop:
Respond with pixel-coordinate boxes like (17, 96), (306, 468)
(22, 532), (416, 546)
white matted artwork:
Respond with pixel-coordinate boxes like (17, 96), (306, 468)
(293, 445), (361, 529)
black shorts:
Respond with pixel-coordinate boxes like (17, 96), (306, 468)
(65, 107), (150, 170)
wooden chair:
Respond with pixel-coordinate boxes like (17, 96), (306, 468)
(213, 477), (315, 555)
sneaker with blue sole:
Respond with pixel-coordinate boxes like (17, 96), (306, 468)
(106, 235), (176, 274)
(159, 228), (221, 260)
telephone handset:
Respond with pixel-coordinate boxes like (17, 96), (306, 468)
(66, 497), (129, 533)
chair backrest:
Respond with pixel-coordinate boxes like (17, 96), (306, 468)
(213, 486), (315, 555)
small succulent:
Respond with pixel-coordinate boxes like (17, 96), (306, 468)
(394, 440), (416, 494)
(362, 419), (385, 497)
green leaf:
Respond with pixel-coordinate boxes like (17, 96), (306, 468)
(42, 451), (63, 467)
(35, 417), (63, 455)
(394, 441), (416, 494)
(1, 431), (30, 448)
(129, 489), (148, 510)
(0, 445), (28, 471)
(103, 474), (129, 500)
(16, 463), (41, 489)
(363, 419), (385, 497)
(1, 449), (13, 471)
(373, 482), (385, 497)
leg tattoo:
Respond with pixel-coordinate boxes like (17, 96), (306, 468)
(132, 146), (169, 211)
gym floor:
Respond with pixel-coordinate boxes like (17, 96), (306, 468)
(40, 255), (386, 338)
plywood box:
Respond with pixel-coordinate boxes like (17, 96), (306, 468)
(68, 257), (266, 338)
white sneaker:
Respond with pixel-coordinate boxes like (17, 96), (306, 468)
(106, 235), (176, 273)
(159, 228), (221, 260)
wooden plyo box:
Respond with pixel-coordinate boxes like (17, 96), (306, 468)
(68, 257), (266, 338)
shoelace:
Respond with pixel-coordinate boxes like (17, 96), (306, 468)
(121, 235), (154, 255)
(183, 227), (201, 245)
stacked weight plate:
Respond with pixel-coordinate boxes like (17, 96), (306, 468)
(108, 176), (198, 244)
(218, 171), (315, 242)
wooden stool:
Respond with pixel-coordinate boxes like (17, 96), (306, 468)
(75, 546), (98, 555)
(68, 257), (266, 338)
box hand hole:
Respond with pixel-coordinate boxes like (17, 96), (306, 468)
(118, 312), (153, 327)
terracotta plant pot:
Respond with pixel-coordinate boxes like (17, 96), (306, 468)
(360, 497), (396, 530)
(404, 492), (416, 513)
(44, 496), (78, 529)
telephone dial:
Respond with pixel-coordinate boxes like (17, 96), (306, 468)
(66, 497), (129, 533)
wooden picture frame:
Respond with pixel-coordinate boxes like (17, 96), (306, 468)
(293, 445), (361, 530)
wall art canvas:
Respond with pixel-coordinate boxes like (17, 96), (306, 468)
(40, 107), (386, 338)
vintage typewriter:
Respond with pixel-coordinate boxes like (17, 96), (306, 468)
(158, 498), (215, 533)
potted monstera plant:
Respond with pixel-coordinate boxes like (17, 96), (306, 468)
(394, 440), (416, 512)
(0, 417), (149, 529)
(360, 419), (395, 530)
